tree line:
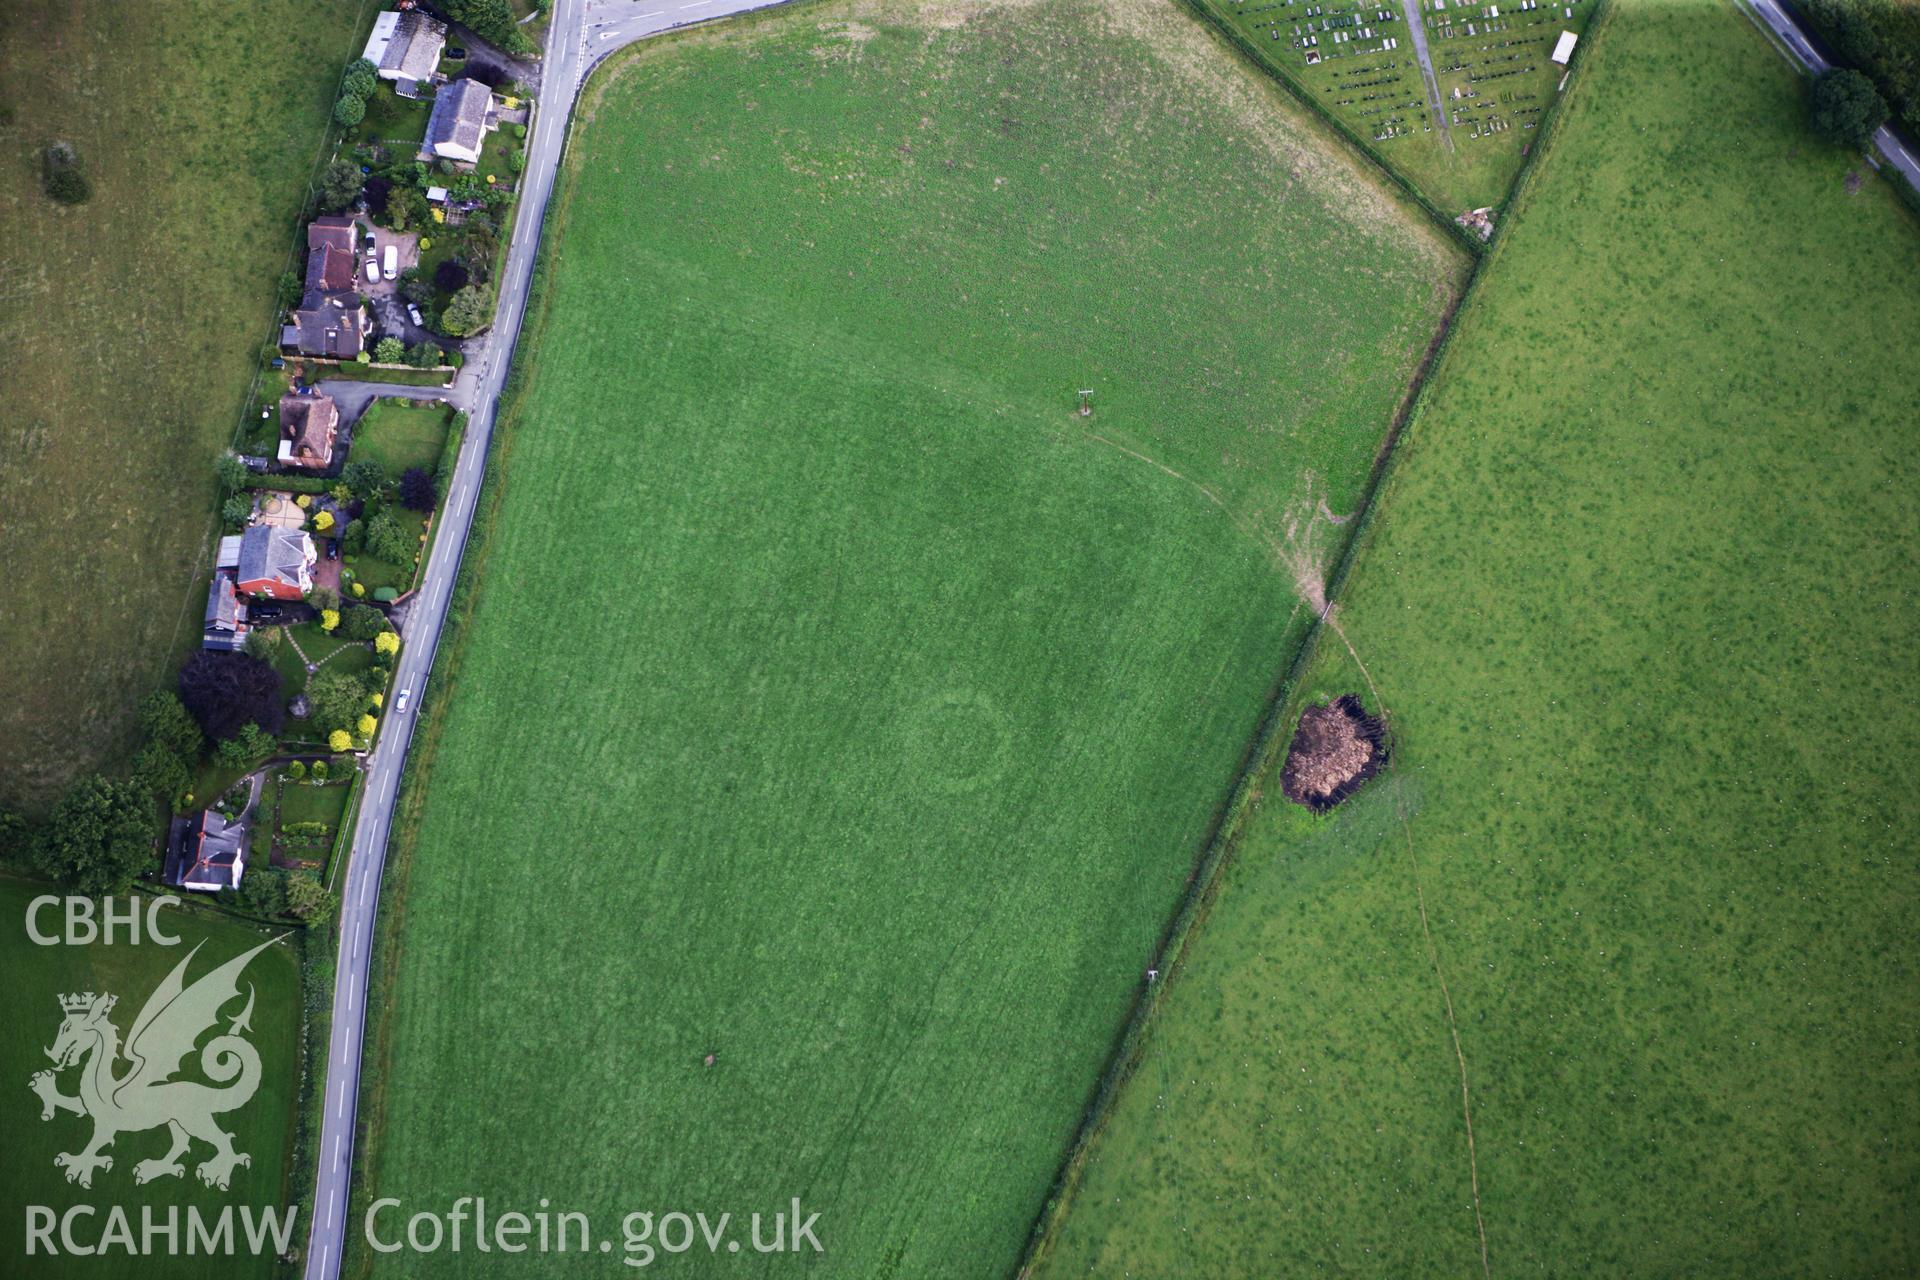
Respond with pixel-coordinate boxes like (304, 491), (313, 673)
(1801, 0), (1920, 136)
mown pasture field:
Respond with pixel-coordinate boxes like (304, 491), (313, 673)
(1035, 2), (1920, 1275)
(0, 0), (370, 812)
(351, 1), (1465, 1275)
(0, 878), (303, 1279)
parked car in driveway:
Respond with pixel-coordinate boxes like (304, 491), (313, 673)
(365, 253), (379, 279)
(253, 604), (282, 621)
(407, 304), (424, 327)
(383, 245), (398, 281)
(326, 539), (340, 561)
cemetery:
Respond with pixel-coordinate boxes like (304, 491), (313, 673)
(1216, 0), (1598, 211)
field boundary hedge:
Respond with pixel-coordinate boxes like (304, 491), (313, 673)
(1013, 3), (1613, 1272)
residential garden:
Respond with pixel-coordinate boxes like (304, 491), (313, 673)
(321, 59), (530, 339)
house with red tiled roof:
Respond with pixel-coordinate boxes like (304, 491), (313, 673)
(279, 391), (341, 470)
(306, 216), (360, 293)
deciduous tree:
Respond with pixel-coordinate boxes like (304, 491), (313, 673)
(215, 723), (276, 770)
(319, 159), (364, 212)
(1811, 68), (1890, 149)
(439, 284), (496, 336)
(286, 873), (337, 924)
(33, 776), (154, 895)
(139, 690), (204, 762)
(309, 672), (370, 734)
(342, 459), (387, 500)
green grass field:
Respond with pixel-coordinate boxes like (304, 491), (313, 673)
(351, 1), (1463, 1275)
(1207, 0), (1598, 213)
(0, 878), (303, 1278)
(0, 0), (371, 812)
(0, 0), (372, 809)
(1035, 2), (1920, 1275)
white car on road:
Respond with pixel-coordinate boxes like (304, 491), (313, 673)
(394, 689), (412, 714)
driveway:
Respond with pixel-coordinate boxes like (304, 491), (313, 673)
(366, 294), (444, 350)
(426, 6), (543, 94)
(315, 378), (466, 422)
(362, 224), (419, 296)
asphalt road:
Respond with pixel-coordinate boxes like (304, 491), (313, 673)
(1746, 0), (1920, 189)
(299, 1), (790, 1275)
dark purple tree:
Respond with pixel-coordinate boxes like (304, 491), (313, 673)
(177, 651), (285, 742)
(399, 467), (439, 512)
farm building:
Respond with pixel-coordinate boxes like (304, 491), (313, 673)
(279, 390), (341, 470)
(425, 78), (496, 164)
(365, 10), (447, 89)
(1551, 29), (1578, 64)
(236, 525), (316, 600)
(202, 571), (250, 652)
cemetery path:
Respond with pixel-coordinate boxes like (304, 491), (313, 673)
(1399, 0), (1453, 151)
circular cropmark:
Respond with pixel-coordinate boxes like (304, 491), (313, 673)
(898, 689), (1013, 797)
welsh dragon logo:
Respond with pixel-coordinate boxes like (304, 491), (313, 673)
(29, 936), (282, 1191)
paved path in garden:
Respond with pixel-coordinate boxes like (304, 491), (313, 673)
(300, 1), (796, 1276)
(1745, 0), (1920, 190)
(1398, 0), (1452, 152)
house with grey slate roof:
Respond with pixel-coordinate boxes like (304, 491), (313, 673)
(236, 524), (316, 601)
(425, 78), (496, 165)
(163, 807), (249, 892)
(283, 289), (370, 359)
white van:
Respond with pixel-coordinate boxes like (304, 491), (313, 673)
(383, 245), (398, 281)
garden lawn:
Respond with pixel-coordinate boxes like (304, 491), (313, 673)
(0, 0), (372, 811)
(352, 2), (1464, 1276)
(355, 83), (432, 152)
(348, 400), (453, 476)
(276, 777), (353, 831)
(0, 877), (303, 1279)
(1036, 2), (1920, 1275)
